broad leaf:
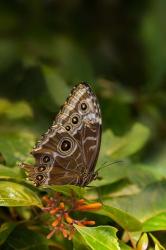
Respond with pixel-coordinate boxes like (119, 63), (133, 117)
(93, 124), (151, 187)
(93, 160), (166, 191)
(52, 36), (94, 82)
(101, 205), (142, 231)
(137, 233), (149, 250)
(0, 222), (16, 246)
(74, 225), (120, 250)
(43, 184), (85, 197)
(0, 131), (35, 166)
(0, 165), (22, 179)
(143, 212), (166, 232)
(98, 123), (150, 162)
(42, 65), (70, 106)
(119, 242), (133, 250)
(0, 181), (42, 207)
(0, 98), (11, 114)
(93, 178), (139, 197)
(149, 233), (165, 250)
(103, 180), (166, 231)
(0, 98), (33, 120)
(1, 226), (48, 250)
(5, 100), (33, 120)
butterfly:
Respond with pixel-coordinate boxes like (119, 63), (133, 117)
(22, 82), (102, 187)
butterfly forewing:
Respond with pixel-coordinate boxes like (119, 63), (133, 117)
(22, 83), (102, 186)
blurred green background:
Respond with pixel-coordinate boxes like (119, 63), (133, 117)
(0, 0), (165, 138)
(0, 1), (166, 249)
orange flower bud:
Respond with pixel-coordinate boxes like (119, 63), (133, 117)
(59, 202), (65, 209)
(64, 212), (74, 224)
(76, 221), (84, 226)
(76, 202), (102, 211)
(50, 207), (60, 215)
(47, 229), (56, 239)
(68, 229), (75, 240)
(61, 228), (68, 238)
(82, 220), (96, 225)
(42, 195), (51, 203)
(52, 216), (61, 227)
(75, 199), (86, 206)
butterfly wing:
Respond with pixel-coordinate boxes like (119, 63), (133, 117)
(22, 83), (102, 186)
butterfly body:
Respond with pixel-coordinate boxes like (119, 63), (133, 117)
(22, 83), (102, 187)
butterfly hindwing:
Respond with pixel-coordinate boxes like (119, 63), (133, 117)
(22, 83), (102, 186)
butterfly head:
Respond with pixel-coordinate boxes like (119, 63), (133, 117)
(79, 170), (99, 186)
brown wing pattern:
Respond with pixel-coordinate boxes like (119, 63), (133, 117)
(22, 83), (102, 186)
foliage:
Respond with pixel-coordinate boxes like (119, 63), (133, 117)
(0, 0), (166, 249)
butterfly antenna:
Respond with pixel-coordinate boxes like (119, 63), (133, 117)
(97, 160), (123, 172)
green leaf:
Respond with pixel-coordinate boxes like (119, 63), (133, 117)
(93, 123), (151, 187)
(42, 65), (70, 106)
(99, 123), (150, 161)
(43, 184), (85, 197)
(0, 39), (19, 70)
(53, 36), (94, 82)
(143, 212), (166, 231)
(1, 226), (48, 250)
(0, 165), (22, 179)
(94, 156), (166, 192)
(0, 99), (11, 114)
(74, 225), (120, 250)
(155, 245), (162, 250)
(92, 161), (166, 188)
(149, 233), (165, 250)
(0, 98), (33, 120)
(94, 162), (166, 188)
(94, 178), (138, 197)
(123, 163), (166, 188)
(0, 181), (42, 207)
(137, 233), (149, 250)
(73, 231), (90, 250)
(103, 180), (166, 231)
(5, 101), (33, 120)
(0, 222), (16, 246)
(141, 0), (166, 89)
(119, 241), (133, 250)
(102, 205), (142, 231)
(0, 131), (35, 166)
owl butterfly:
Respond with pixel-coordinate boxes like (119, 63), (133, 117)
(22, 82), (102, 187)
